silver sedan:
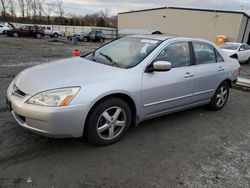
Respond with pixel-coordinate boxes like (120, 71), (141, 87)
(6, 35), (240, 145)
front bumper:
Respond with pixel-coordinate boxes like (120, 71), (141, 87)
(6, 87), (90, 138)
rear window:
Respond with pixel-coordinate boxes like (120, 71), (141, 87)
(215, 50), (224, 62)
(220, 44), (240, 50)
(193, 43), (217, 65)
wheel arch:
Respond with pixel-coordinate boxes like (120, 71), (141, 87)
(223, 79), (233, 88)
(83, 93), (138, 136)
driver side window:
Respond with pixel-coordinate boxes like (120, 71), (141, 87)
(153, 42), (190, 68)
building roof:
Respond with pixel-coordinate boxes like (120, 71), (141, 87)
(119, 6), (250, 19)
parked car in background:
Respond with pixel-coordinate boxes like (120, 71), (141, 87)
(79, 30), (105, 42)
(41, 25), (61, 38)
(6, 35), (240, 145)
(220, 42), (250, 64)
(7, 24), (45, 38)
(67, 32), (84, 41)
(0, 24), (10, 34)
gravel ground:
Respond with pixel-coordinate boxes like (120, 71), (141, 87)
(0, 36), (250, 188)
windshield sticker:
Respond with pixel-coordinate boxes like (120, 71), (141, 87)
(140, 39), (159, 44)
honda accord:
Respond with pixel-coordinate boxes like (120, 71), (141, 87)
(6, 35), (240, 145)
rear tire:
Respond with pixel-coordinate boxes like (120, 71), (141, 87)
(85, 98), (132, 146)
(209, 81), (229, 111)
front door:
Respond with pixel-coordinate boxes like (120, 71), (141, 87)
(142, 41), (195, 118)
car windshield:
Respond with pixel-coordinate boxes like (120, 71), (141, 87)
(85, 37), (161, 68)
(220, 44), (240, 50)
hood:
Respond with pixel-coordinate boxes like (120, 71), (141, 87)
(221, 49), (237, 57)
(15, 57), (124, 95)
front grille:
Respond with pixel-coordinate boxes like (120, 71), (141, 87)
(12, 84), (26, 97)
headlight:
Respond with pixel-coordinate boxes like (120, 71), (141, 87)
(27, 87), (80, 107)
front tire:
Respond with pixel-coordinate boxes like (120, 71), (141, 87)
(209, 81), (229, 110)
(86, 98), (132, 146)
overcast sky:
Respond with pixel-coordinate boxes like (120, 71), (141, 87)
(63, 0), (250, 16)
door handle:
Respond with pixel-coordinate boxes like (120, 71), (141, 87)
(184, 72), (194, 78)
(218, 67), (225, 72)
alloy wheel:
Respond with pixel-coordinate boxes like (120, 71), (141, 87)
(97, 106), (127, 141)
(216, 86), (228, 108)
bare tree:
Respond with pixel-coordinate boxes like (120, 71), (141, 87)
(30, 0), (37, 22)
(56, 0), (64, 24)
(37, 0), (44, 22)
(101, 8), (110, 18)
(9, 0), (16, 18)
(0, 0), (7, 18)
(44, 1), (55, 24)
(25, 0), (32, 19)
(18, 0), (25, 18)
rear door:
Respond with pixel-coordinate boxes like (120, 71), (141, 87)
(192, 42), (227, 103)
(142, 41), (195, 118)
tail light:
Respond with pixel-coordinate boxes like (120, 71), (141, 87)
(234, 66), (241, 76)
(238, 66), (241, 75)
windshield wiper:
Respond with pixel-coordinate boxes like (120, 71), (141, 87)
(99, 52), (117, 66)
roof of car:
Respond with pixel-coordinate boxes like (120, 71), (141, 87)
(223, 42), (244, 45)
(127, 34), (174, 41)
(126, 34), (212, 43)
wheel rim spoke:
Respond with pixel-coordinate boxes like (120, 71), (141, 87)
(108, 126), (114, 138)
(223, 90), (227, 97)
(114, 121), (125, 127)
(220, 87), (224, 94)
(217, 98), (222, 106)
(98, 123), (110, 133)
(113, 108), (121, 121)
(102, 111), (112, 123)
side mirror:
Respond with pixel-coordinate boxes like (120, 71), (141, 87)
(147, 61), (172, 72)
(239, 48), (245, 51)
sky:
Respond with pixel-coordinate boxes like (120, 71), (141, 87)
(62, 0), (250, 16)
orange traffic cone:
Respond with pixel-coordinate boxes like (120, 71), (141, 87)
(72, 49), (80, 57)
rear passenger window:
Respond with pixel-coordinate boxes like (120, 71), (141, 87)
(193, 43), (216, 64)
(154, 42), (190, 68)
